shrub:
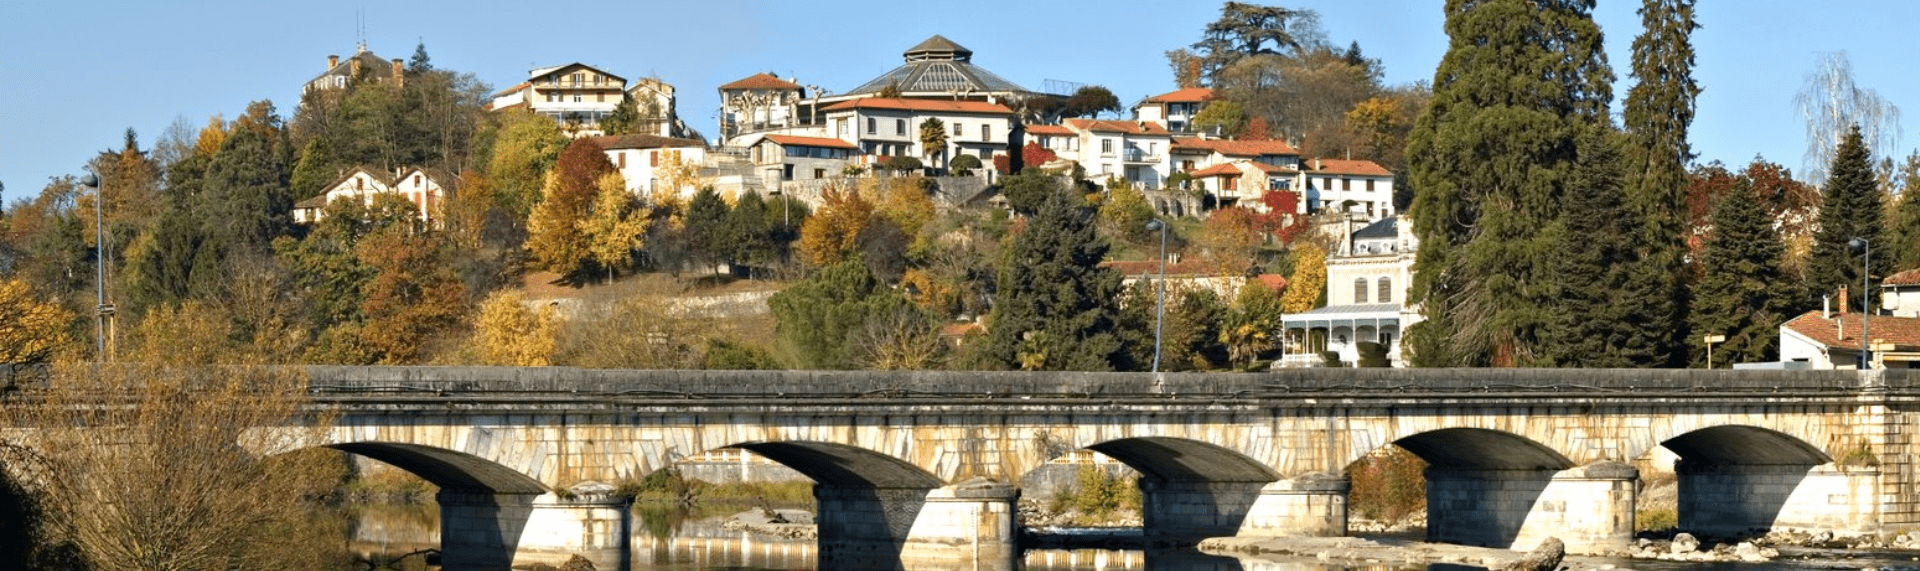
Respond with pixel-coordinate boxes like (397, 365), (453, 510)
(883, 155), (923, 173)
(1348, 446), (1427, 522)
(950, 154), (982, 176)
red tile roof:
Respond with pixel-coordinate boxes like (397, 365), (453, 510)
(1782, 310), (1920, 349)
(1023, 124), (1073, 136)
(720, 73), (802, 91)
(1067, 119), (1170, 136)
(765, 134), (858, 149)
(1144, 87), (1215, 104)
(1886, 269), (1920, 287)
(822, 97), (1013, 114)
(1191, 163), (1242, 177)
(1246, 162), (1298, 175)
(589, 134), (706, 150)
(1309, 158), (1392, 177)
(1173, 137), (1299, 156)
(1255, 273), (1287, 293)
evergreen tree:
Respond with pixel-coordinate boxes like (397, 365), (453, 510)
(970, 190), (1128, 371)
(407, 41), (432, 75)
(196, 116), (293, 256)
(1542, 127), (1668, 367)
(1884, 154), (1920, 271)
(685, 187), (730, 272)
(1404, 0), (1612, 367)
(1806, 125), (1887, 312)
(1621, 0), (1700, 367)
(767, 256), (913, 369)
(601, 98), (640, 136)
(1689, 180), (1793, 365)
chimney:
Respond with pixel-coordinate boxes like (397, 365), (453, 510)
(392, 58), (403, 78)
(349, 57), (362, 76)
(328, 54), (339, 70)
(1840, 286), (1850, 315)
(1823, 294), (1832, 319)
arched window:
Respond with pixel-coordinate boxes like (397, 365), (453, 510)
(1354, 278), (1369, 303)
(1378, 277), (1393, 304)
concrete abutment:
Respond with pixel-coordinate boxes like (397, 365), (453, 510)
(437, 483), (631, 571)
(1426, 462), (1637, 555)
(815, 480), (1019, 570)
(1678, 462), (1883, 538)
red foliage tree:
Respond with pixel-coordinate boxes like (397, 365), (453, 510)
(1254, 190), (1312, 244)
(994, 142), (1063, 175)
(1242, 116), (1275, 141)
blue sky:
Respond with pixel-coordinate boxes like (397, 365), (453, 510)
(2, 0), (1915, 204)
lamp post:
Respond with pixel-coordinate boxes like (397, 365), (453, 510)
(82, 172), (110, 359)
(1850, 237), (1872, 369)
(1145, 219), (1168, 373)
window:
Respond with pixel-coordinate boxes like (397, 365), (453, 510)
(1378, 277), (1392, 304)
(597, 93), (605, 103)
(617, 152), (626, 168)
(1101, 139), (1113, 154)
(1354, 278), (1369, 303)
(412, 174), (421, 186)
(1181, 160), (1195, 171)
(650, 151), (658, 167)
(895, 119), (905, 135)
(867, 118), (876, 134)
(783, 164), (795, 181)
(574, 94), (583, 103)
(814, 168), (826, 179)
(572, 73), (583, 87)
(981, 124), (991, 142)
(1224, 176), (1237, 191)
(1342, 178), (1351, 191)
(1366, 179), (1376, 192)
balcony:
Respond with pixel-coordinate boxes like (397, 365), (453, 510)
(1122, 149), (1161, 164)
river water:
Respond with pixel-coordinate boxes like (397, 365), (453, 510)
(330, 501), (1920, 571)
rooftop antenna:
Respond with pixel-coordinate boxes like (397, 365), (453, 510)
(355, 6), (367, 52)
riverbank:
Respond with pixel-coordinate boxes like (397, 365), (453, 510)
(1200, 535), (1637, 571)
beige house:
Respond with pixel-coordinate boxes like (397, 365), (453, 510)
(1279, 215), (1420, 367)
(490, 63), (629, 137)
(590, 134), (710, 200)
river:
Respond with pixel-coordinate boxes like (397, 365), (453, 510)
(327, 501), (1920, 571)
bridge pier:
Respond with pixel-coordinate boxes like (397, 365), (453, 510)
(1427, 462), (1636, 555)
(1236, 472), (1351, 537)
(437, 483), (630, 571)
(816, 479), (1019, 570)
(1678, 462), (1881, 538)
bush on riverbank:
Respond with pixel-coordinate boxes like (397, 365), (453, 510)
(1348, 446), (1426, 523)
(1040, 466), (1142, 525)
(622, 467), (813, 509)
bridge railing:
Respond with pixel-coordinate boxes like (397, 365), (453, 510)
(301, 366), (1916, 401)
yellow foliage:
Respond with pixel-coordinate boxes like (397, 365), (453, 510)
(1281, 245), (1326, 313)
(527, 171), (590, 274)
(193, 114), (227, 158)
(0, 278), (74, 364)
(799, 185), (875, 267)
(128, 300), (236, 366)
(476, 290), (559, 366)
(578, 173), (649, 280)
(876, 176), (935, 241)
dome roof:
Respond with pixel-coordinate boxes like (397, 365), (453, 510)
(843, 35), (1038, 98)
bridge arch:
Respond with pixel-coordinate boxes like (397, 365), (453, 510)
(1394, 427), (1575, 471)
(1070, 437), (1281, 541)
(1658, 425), (1850, 538)
(1085, 436), (1280, 483)
(1386, 428), (1621, 551)
(730, 441), (941, 489)
(326, 442), (547, 494)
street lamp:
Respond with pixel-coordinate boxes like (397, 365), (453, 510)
(1145, 218), (1168, 373)
(82, 172), (111, 359)
(1850, 237), (1872, 369)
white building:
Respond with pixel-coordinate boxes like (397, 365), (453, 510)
(293, 166), (444, 225)
(590, 134), (710, 199)
(1279, 215), (1421, 367)
(819, 98), (1014, 166)
(718, 73), (807, 141)
(1301, 158), (1396, 219)
(490, 63), (628, 137)
(1133, 87), (1215, 135)
(1777, 272), (1920, 369)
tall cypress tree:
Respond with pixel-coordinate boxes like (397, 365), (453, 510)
(1404, 0), (1613, 367)
(1689, 180), (1792, 365)
(1806, 125), (1887, 312)
(1621, 0), (1700, 367)
(970, 189), (1127, 371)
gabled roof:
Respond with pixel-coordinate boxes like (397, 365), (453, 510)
(1246, 162), (1298, 175)
(1782, 310), (1920, 350)
(822, 97), (1013, 115)
(1066, 119), (1170, 136)
(764, 135), (858, 149)
(721, 72), (803, 91)
(1173, 137), (1299, 156)
(1191, 163), (1242, 177)
(1309, 158), (1392, 177)
(311, 50), (395, 84)
(1023, 124), (1073, 136)
(590, 134), (706, 150)
(490, 81), (532, 99)
(527, 62), (626, 84)
(1886, 269), (1920, 287)
(1143, 87), (1215, 104)
(1353, 216), (1399, 240)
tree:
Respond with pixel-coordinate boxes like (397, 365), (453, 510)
(601, 97), (640, 136)
(1619, 0), (1701, 367)
(1187, 2), (1313, 84)
(1540, 126), (1669, 367)
(578, 173), (649, 281)
(768, 256), (914, 369)
(684, 186), (731, 273)
(1794, 52), (1904, 186)
(1062, 85), (1123, 119)
(475, 289), (558, 366)
(1404, 0), (1611, 367)
(485, 109), (568, 217)
(1280, 244), (1324, 313)
(1886, 153), (1920, 271)
(1690, 179), (1794, 365)
(0, 278), (73, 364)
(0, 364), (342, 571)
(1191, 100), (1250, 138)
(723, 190), (777, 268)
(355, 225), (467, 364)
(1099, 181), (1157, 248)
(196, 109), (294, 256)
(408, 41), (433, 74)
(1221, 278), (1285, 367)
(970, 190), (1128, 371)
(949, 154), (982, 176)
(526, 138), (616, 280)
(799, 185), (876, 267)
(918, 118), (948, 170)
(1806, 125), (1888, 313)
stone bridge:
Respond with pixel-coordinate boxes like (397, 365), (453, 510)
(283, 366), (1920, 569)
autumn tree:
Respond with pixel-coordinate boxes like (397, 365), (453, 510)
(799, 185), (876, 267)
(1221, 278), (1286, 367)
(0, 278), (73, 364)
(970, 190), (1128, 371)
(527, 138), (617, 280)
(1280, 244), (1324, 313)
(1191, 100), (1250, 138)
(1806, 125), (1888, 312)
(485, 109), (569, 216)
(1404, 0), (1612, 367)
(578, 173), (649, 282)
(1195, 207), (1263, 276)
(475, 289), (558, 366)
(1100, 180), (1158, 248)
(354, 225), (468, 364)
